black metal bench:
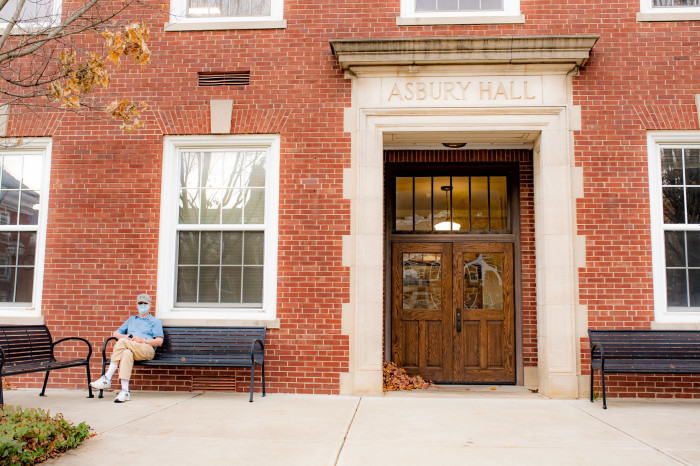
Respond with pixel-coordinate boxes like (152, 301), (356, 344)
(589, 329), (700, 409)
(0, 325), (93, 405)
(98, 326), (266, 402)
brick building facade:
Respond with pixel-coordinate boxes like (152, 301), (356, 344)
(2, 0), (700, 399)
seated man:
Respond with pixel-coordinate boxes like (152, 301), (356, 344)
(91, 293), (164, 403)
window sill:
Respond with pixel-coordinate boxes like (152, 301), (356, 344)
(637, 11), (700, 21)
(397, 14), (525, 25)
(652, 321), (700, 330)
(0, 24), (58, 35)
(164, 19), (287, 31)
(0, 315), (44, 325)
(160, 317), (280, 329)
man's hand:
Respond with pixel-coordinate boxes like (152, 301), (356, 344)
(131, 336), (147, 344)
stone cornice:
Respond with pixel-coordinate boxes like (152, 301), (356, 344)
(330, 36), (599, 71)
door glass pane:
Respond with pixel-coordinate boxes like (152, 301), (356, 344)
(433, 176), (451, 230)
(463, 252), (503, 310)
(402, 253), (441, 309)
(471, 177), (489, 230)
(396, 177), (413, 231)
(414, 177), (432, 231)
(452, 176), (469, 231)
(489, 176), (507, 230)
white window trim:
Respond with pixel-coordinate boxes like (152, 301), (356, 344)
(638, 0), (700, 21)
(157, 135), (279, 322)
(164, 0), (285, 31)
(0, 0), (62, 34)
(398, 0), (523, 25)
(648, 131), (700, 323)
(0, 138), (51, 319)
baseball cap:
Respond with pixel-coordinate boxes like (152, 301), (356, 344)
(136, 293), (152, 304)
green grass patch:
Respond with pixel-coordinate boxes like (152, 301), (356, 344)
(0, 405), (92, 465)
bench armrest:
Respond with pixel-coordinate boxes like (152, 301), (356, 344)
(250, 339), (265, 364)
(52, 337), (93, 361)
(101, 337), (118, 365)
(590, 342), (605, 363)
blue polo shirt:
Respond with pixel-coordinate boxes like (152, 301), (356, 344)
(118, 314), (164, 341)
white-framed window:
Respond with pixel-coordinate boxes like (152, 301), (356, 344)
(398, 0), (523, 25)
(0, 0), (62, 31)
(648, 132), (700, 322)
(0, 138), (51, 316)
(165, 0), (285, 31)
(157, 135), (279, 321)
(638, 0), (700, 21)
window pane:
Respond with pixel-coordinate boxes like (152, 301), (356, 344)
(662, 187), (685, 223)
(180, 152), (200, 188)
(665, 231), (686, 267)
(22, 155), (42, 191)
(177, 267), (198, 302)
(0, 0), (52, 23)
(15, 267), (33, 302)
(395, 177), (413, 231)
(200, 231), (221, 265)
(222, 188), (244, 224)
(199, 267), (220, 302)
(452, 176), (469, 231)
(688, 231), (700, 267)
(203, 152), (225, 188)
(666, 269), (688, 307)
(242, 266), (263, 303)
(415, 177), (432, 231)
(221, 266), (242, 303)
(178, 231), (199, 265)
(459, 0), (480, 8)
(437, 0), (458, 10)
(416, 0), (437, 11)
(0, 267), (15, 302)
(654, 0), (700, 6)
(17, 232), (35, 266)
(222, 232), (243, 265)
(689, 269), (700, 307)
(433, 176), (451, 230)
(481, 0), (503, 9)
(179, 189), (200, 224)
(686, 149), (700, 185)
(244, 232), (264, 265)
(687, 187), (700, 223)
(243, 188), (265, 224)
(0, 232), (18, 260)
(19, 190), (40, 225)
(661, 149), (684, 185)
(245, 151), (266, 187)
(471, 177), (489, 230)
(490, 176), (507, 230)
(201, 188), (222, 224)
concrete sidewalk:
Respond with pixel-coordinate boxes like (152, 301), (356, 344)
(3, 387), (700, 465)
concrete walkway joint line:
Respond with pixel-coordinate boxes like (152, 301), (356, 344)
(334, 397), (361, 465)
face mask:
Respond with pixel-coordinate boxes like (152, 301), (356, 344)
(138, 304), (150, 315)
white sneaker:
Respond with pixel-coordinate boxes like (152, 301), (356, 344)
(90, 375), (111, 389)
(114, 390), (130, 403)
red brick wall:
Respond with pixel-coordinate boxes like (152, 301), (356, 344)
(5, 0), (700, 398)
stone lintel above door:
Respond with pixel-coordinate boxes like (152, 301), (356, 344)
(330, 36), (599, 73)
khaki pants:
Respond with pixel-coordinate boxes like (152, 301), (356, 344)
(111, 339), (155, 380)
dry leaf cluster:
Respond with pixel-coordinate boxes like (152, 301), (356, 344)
(383, 361), (431, 391)
(49, 22), (150, 131)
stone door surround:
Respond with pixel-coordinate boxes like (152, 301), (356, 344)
(331, 36), (598, 398)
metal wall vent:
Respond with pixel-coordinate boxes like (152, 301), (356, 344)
(198, 71), (250, 87)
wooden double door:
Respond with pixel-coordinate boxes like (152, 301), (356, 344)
(391, 242), (515, 384)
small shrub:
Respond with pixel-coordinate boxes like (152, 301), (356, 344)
(0, 405), (93, 465)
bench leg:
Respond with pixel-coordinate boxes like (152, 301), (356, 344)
(601, 365), (607, 410)
(99, 359), (108, 399)
(262, 362), (266, 398)
(85, 363), (94, 399)
(0, 376), (4, 405)
(590, 367), (594, 403)
(40, 371), (50, 397)
(250, 364), (255, 402)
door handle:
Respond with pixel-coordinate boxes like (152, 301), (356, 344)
(456, 308), (462, 333)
